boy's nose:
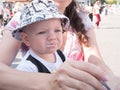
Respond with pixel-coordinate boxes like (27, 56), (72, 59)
(47, 32), (56, 40)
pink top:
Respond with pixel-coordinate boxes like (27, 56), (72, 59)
(64, 12), (93, 61)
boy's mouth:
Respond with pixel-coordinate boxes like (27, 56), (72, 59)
(47, 43), (57, 48)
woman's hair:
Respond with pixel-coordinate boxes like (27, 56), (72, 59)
(64, 0), (89, 46)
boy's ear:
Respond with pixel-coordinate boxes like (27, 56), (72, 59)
(20, 32), (30, 46)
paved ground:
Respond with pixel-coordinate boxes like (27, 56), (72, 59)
(1, 13), (120, 76)
(94, 14), (120, 76)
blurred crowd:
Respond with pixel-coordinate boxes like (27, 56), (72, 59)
(0, 1), (26, 29)
(79, 1), (120, 28)
(0, 0), (120, 30)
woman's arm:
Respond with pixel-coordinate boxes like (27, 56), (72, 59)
(0, 59), (107, 90)
(84, 29), (120, 89)
(82, 28), (104, 62)
(0, 30), (21, 65)
(0, 63), (53, 90)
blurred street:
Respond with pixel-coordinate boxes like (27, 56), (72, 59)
(0, 12), (120, 76)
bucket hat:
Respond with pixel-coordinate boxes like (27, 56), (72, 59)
(12, 0), (69, 40)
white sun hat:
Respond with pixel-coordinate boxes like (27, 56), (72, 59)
(12, 0), (69, 40)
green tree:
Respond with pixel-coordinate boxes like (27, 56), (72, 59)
(105, 0), (117, 4)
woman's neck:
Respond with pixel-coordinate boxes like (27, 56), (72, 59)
(54, 2), (65, 14)
(59, 8), (65, 14)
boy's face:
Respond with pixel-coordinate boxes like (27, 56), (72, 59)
(21, 18), (63, 55)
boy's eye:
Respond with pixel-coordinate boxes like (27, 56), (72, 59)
(38, 31), (46, 34)
(55, 29), (62, 33)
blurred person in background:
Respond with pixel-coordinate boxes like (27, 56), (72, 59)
(0, 4), (4, 29)
(93, 0), (101, 28)
(85, 3), (94, 21)
(12, 2), (24, 14)
(3, 3), (11, 26)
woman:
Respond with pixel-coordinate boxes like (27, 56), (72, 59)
(0, 0), (120, 90)
(58, 1), (120, 89)
(60, 0), (103, 63)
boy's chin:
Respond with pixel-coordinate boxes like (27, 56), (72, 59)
(47, 49), (58, 53)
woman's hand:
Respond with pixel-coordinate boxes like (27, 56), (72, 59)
(51, 59), (108, 90)
(88, 55), (120, 90)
